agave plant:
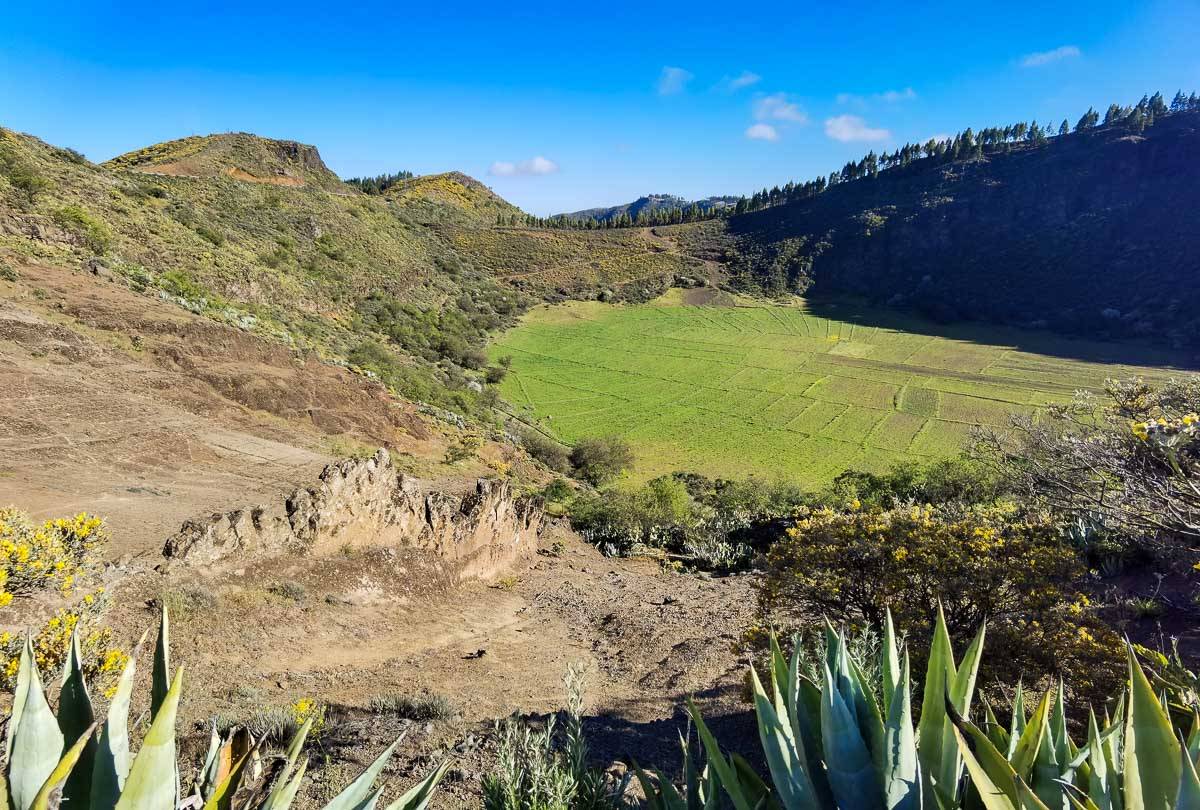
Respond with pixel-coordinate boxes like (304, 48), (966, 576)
(683, 607), (1200, 810)
(4, 606), (447, 810)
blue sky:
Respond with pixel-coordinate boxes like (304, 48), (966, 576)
(2, 1), (1197, 215)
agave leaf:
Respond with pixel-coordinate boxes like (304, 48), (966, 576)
(729, 753), (773, 808)
(883, 651), (921, 810)
(882, 610), (902, 717)
(350, 787), (383, 810)
(847, 644), (888, 779)
(58, 625), (96, 808)
(202, 742), (260, 810)
(1011, 691), (1052, 781)
(1010, 682), (1028, 755)
(7, 638), (65, 810)
(260, 715), (315, 809)
(91, 629), (148, 810)
(1123, 647), (1181, 810)
(320, 732), (406, 810)
(151, 604), (170, 722)
(688, 701), (756, 810)
(115, 666), (183, 810)
(29, 723), (98, 810)
(950, 718), (1020, 810)
(1177, 736), (1200, 810)
(917, 604), (957, 798)
(749, 665), (820, 810)
(1031, 704), (1064, 810)
(264, 759), (308, 810)
(381, 761), (450, 810)
(939, 621), (986, 800)
(1084, 710), (1114, 810)
(820, 661), (884, 810)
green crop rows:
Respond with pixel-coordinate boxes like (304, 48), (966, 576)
(491, 291), (1189, 486)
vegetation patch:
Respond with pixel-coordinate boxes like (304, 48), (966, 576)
(493, 292), (1186, 486)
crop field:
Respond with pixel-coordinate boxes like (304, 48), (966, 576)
(491, 290), (1191, 486)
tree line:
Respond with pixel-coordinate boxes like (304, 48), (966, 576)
(497, 202), (727, 230)
(343, 170), (415, 195)
(511, 90), (1198, 229)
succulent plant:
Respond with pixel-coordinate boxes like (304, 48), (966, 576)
(3, 606), (446, 810)
(672, 607), (1200, 810)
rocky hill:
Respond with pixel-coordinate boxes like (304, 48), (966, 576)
(106, 132), (347, 191)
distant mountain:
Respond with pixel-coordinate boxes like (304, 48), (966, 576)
(560, 193), (740, 223)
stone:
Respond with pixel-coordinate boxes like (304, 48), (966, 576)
(163, 448), (542, 582)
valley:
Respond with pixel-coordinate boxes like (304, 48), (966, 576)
(493, 289), (1189, 484)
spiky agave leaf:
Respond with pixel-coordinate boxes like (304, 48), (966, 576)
(748, 664), (821, 809)
(114, 667), (183, 810)
(6, 638), (65, 810)
(28, 723), (98, 810)
(882, 650), (921, 810)
(688, 700), (759, 810)
(1123, 645), (1181, 810)
(1176, 736), (1200, 809)
(91, 629), (148, 810)
(820, 660), (882, 810)
(382, 761), (450, 810)
(320, 732), (407, 810)
(58, 625), (96, 808)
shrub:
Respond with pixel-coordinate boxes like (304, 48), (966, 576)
(0, 145), (50, 202)
(978, 377), (1200, 549)
(521, 429), (571, 473)
(52, 205), (112, 253)
(194, 223), (225, 246)
(483, 665), (628, 809)
(0, 508), (106, 601)
(0, 590), (125, 691)
(368, 692), (455, 721)
(569, 436), (634, 485)
(758, 503), (1123, 701)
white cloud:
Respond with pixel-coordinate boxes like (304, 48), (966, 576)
(716, 70), (761, 92)
(879, 87), (917, 103)
(837, 87), (917, 106)
(657, 66), (693, 95)
(489, 156), (560, 177)
(754, 93), (807, 123)
(824, 114), (890, 142)
(1020, 45), (1080, 67)
(745, 123), (779, 142)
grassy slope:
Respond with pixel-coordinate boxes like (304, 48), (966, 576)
(491, 289), (1190, 486)
(0, 127), (695, 418)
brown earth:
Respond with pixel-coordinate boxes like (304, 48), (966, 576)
(0, 253), (756, 805)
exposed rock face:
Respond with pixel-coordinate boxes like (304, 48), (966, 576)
(163, 449), (542, 580)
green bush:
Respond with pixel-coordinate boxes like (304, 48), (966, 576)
(569, 436), (634, 485)
(52, 205), (111, 253)
(194, 223), (225, 246)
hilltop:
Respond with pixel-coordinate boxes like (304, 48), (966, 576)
(106, 132), (347, 191)
(561, 193), (740, 224)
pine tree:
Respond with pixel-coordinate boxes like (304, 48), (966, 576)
(1059, 119), (1070, 136)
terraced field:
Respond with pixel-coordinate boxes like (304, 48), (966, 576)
(492, 290), (1192, 486)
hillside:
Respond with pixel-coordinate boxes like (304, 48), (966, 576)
(694, 110), (1200, 349)
(0, 127), (700, 422)
(106, 132), (347, 191)
(561, 193), (739, 223)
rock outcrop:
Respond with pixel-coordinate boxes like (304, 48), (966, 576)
(163, 448), (542, 580)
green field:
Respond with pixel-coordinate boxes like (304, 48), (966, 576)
(491, 290), (1190, 486)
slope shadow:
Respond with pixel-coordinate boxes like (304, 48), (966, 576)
(802, 296), (1200, 372)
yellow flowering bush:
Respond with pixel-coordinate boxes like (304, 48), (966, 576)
(758, 503), (1123, 704)
(0, 589), (128, 691)
(290, 697), (327, 740)
(0, 507), (106, 603)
